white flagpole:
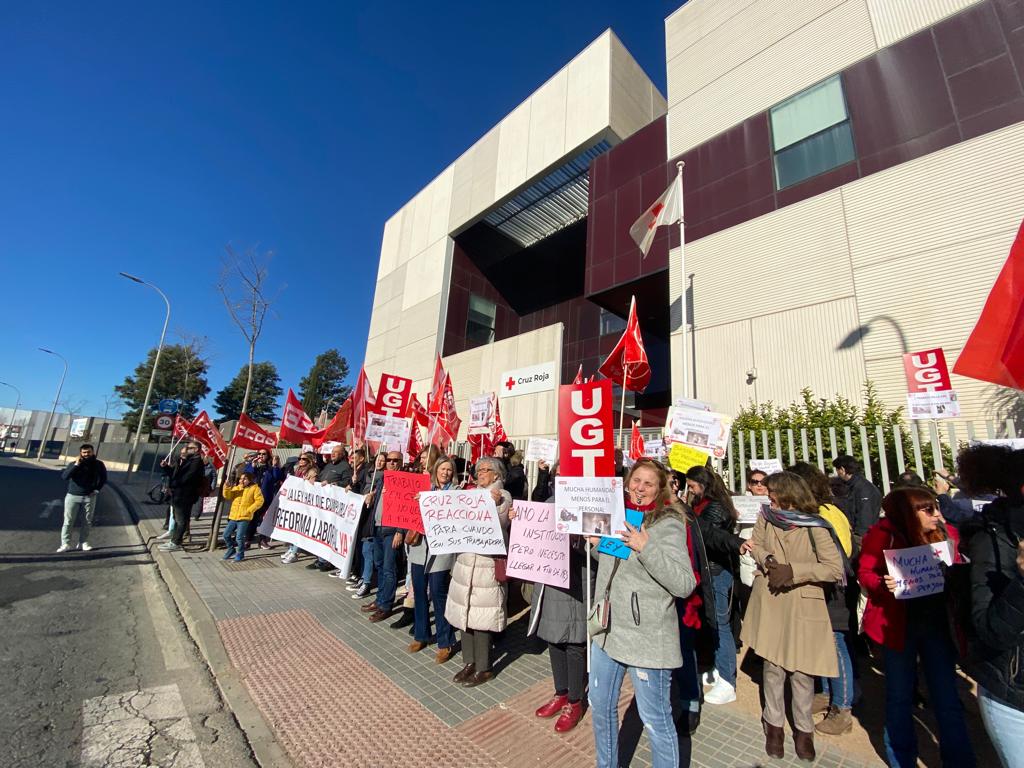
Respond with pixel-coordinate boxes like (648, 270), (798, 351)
(586, 538), (592, 673)
(676, 161), (689, 400)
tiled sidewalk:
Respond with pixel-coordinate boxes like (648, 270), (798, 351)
(122, 479), (884, 768)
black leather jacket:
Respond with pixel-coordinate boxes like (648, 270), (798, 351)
(694, 498), (740, 575)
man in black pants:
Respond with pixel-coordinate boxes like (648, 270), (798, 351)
(159, 441), (204, 552)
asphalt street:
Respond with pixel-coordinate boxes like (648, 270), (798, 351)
(0, 459), (259, 768)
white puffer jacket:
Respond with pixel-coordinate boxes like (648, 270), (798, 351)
(444, 481), (512, 632)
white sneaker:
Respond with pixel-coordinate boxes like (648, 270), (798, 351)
(281, 551), (297, 564)
(158, 542), (182, 552)
(702, 670), (717, 688)
(156, 531), (171, 540)
(56, 544), (70, 553)
(80, 542), (93, 552)
(704, 678), (737, 705)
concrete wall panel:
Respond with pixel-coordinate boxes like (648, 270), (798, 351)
(866, 0), (982, 46)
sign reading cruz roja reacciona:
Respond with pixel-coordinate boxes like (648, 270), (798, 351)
(499, 362), (556, 398)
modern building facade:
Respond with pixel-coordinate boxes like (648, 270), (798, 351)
(365, 0), (1023, 440)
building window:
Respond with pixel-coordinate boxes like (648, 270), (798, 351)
(770, 75), (855, 189)
(599, 308), (627, 336)
(466, 294), (497, 346)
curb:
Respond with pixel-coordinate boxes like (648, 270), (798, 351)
(109, 480), (294, 768)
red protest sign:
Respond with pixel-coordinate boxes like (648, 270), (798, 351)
(558, 379), (615, 477)
(371, 374), (414, 419)
(903, 348), (953, 393)
(381, 470), (430, 533)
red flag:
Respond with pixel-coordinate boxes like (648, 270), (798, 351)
(572, 365), (583, 385)
(313, 396), (352, 448)
(351, 367), (376, 442)
(954, 221), (1024, 388)
(407, 422), (424, 461)
(468, 432), (493, 463)
(428, 355), (446, 415)
(598, 296), (651, 392)
(191, 410), (228, 468)
(172, 414), (193, 442)
(231, 413), (280, 451)
(492, 397), (508, 444)
(408, 393), (429, 428)
(431, 373), (461, 440)
(426, 414), (455, 450)
(629, 421), (644, 461)
(279, 388), (326, 444)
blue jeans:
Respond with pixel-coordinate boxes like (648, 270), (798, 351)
(372, 527), (399, 611)
(822, 631), (854, 709)
(882, 625), (976, 767)
(360, 538), (375, 584)
(671, 625), (700, 714)
(411, 563), (455, 648)
(223, 520), (250, 558)
(979, 687), (1024, 768)
(590, 642), (678, 768)
(711, 568), (736, 685)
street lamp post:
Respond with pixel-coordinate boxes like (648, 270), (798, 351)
(0, 381), (21, 454)
(121, 272), (171, 477)
(36, 349), (68, 460)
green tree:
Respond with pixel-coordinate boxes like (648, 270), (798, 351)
(299, 349), (351, 419)
(213, 362), (282, 422)
(115, 344), (211, 434)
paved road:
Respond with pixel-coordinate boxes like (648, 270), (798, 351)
(0, 460), (258, 768)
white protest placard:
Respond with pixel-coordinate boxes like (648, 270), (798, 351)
(643, 437), (666, 460)
(732, 496), (768, 525)
(883, 541), (955, 600)
(419, 489), (506, 556)
(318, 440), (342, 456)
(749, 458), (784, 475)
(271, 476), (365, 576)
(506, 500), (569, 588)
(365, 413), (409, 453)
(907, 390), (961, 420)
(553, 476), (624, 536)
(665, 406), (733, 459)
(468, 393), (495, 436)
(525, 437), (558, 463)
(672, 396), (714, 412)
(201, 496), (218, 515)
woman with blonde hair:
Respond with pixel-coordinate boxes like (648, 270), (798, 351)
(740, 471), (844, 762)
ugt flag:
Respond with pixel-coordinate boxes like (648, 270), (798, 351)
(598, 296), (651, 392)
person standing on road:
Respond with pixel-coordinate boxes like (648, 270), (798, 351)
(58, 443), (107, 553)
(160, 441), (204, 552)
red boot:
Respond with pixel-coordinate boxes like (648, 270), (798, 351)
(554, 701), (584, 733)
(535, 693), (569, 718)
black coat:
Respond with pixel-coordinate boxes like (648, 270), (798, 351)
(168, 455), (204, 506)
(505, 463), (528, 501)
(694, 498), (739, 575)
(967, 499), (1024, 710)
(685, 510), (718, 631)
(531, 468), (554, 502)
(842, 473), (882, 537)
(61, 457), (107, 495)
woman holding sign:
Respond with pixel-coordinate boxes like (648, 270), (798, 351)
(589, 458), (696, 768)
(858, 487), (975, 768)
(445, 456), (512, 687)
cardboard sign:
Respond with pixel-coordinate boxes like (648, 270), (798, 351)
(271, 476), (365, 577)
(381, 470), (431, 533)
(468, 393), (496, 436)
(553, 476), (624, 536)
(732, 496), (768, 525)
(903, 348), (953, 393)
(371, 374), (414, 419)
(419, 489), (506, 556)
(668, 443), (710, 473)
(525, 437), (558, 463)
(749, 458), (783, 475)
(505, 501), (569, 588)
(883, 541), (954, 600)
(597, 508), (644, 560)
(558, 380), (615, 477)
(665, 406), (732, 459)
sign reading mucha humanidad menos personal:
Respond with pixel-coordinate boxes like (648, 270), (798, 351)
(271, 476), (364, 576)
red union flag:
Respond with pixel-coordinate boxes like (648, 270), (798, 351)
(231, 413), (279, 451)
(280, 388), (326, 444)
(430, 372), (461, 441)
(558, 379), (615, 477)
(629, 168), (682, 257)
(191, 410), (228, 468)
(903, 348), (953, 393)
(172, 415), (193, 441)
(428, 355), (446, 415)
(629, 421), (644, 461)
(371, 373), (413, 419)
(572, 364), (583, 385)
(313, 396), (352, 449)
(598, 296), (651, 392)
(351, 367), (376, 443)
(408, 393), (429, 428)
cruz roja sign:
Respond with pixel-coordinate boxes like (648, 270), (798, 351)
(499, 362), (556, 398)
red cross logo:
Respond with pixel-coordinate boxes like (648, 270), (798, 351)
(505, 377), (516, 391)
(647, 203), (664, 230)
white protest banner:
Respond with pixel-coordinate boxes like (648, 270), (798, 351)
(365, 413), (409, 453)
(525, 437), (558, 463)
(749, 458), (783, 475)
(732, 496), (768, 525)
(672, 396), (714, 412)
(883, 541), (954, 600)
(553, 476), (624, 536)
(419, 489), (506, 556)
(318, 440), (342, 456)
(907, 390), (960, 420)
(643, 437), (666, 460)
(506, 501), (569, 588)
(468, 393), (496, 436)
(665, 406), (733, 459)
(271, 476), (364, 576)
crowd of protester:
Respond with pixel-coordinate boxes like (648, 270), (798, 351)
(148, 435), (1024, 768)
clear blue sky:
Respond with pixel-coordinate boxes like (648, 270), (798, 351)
(0, 1), (675, 419)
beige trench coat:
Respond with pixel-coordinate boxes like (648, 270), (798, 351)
(740, 515), (843, 677)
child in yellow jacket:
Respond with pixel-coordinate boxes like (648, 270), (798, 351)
(222, 471), (264, 561)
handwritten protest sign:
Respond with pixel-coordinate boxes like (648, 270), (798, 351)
(506, 501), (569, 588)
(597, 508), (644, 560)
(731, 496), (768, 525)
(883, 541), (954, 599)
(271, 476), (364, 576)
(553, 476), (624, 536)
(749, 458), (783, 475)
(419, 489), (505, 556)
(525, 437), (558, 463)
(381, 471), (431, 533)
(668, 443), (710, 473)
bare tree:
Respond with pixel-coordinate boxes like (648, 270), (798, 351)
(174, 330), (210, 417)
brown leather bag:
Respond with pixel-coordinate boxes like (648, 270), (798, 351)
(404, 530), (423, 547)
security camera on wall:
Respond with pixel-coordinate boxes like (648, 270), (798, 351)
(746, 368), (757, 385)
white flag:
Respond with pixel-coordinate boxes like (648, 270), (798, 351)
(629, 169), (683, 257)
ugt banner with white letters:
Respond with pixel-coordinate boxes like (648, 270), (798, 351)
(271, 476), (364, 576)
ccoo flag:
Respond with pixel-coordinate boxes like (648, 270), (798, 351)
(629, 168), (683, 257)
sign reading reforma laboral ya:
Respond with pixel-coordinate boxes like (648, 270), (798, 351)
(419, 488), (506, 556)
(499, 362), (556, 398)
(271, 476), (364, 577)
